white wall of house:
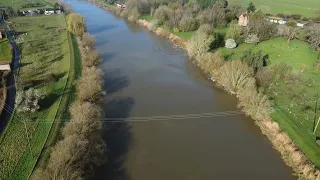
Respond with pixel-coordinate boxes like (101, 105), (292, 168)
(0, 64), (10, 71)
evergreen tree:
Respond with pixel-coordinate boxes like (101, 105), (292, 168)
(247, 1), (256, 13)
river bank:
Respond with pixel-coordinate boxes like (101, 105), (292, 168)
(84, 0), (319, 179)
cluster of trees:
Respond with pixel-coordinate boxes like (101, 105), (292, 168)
(21, 2), (44, 8)
(121, 0), (244, 31)
(33, 13), (106, 180)
(15, 88), (43, 113)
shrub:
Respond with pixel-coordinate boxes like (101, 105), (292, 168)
(62, 102), (103, 137)
(147, 19), (159, 31)
(241, 49), (268, 72)
(173, 27), (180, 33)
(225, 39), (237, 49)
(154, 5), (172, 25)
(187, 32), (214, 57)
(245, 34), (260, 44)
(245, 20), (277, 41)
(77, 67), (103, 102)
(307, 25), (320, 50)
(83, 50), (100, 67)
(16, 88), (44, 113)
(286, 21), (297, 27)
(211, 0), (227, 27)
(179, 14), (199, 32)
(128, 8), (140, 21)
(33, 134), (106, 180)
(38, 24), (45, 28)
(81, 33), (95, 50)
(196, 9), (215, 25)
(121, 0), (148, 20)
(196, 24), (214, 35)
(166, 8), (183, 28)
(67, 13), (86, 37)
(217, 60), (254, 94)
(255, 63), (292, 94)
(238, 86), (273, 121)
(226, 20), (242, 42)
(195, 51), (225, 76)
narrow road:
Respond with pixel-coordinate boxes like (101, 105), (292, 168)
(0, 15), (20, 134)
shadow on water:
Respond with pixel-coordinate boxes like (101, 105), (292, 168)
(99, 52), (116, 63)
(103, 69), (129, 95)
(89, 24), (118, 34)
(94, 97), (135, 180)
(124, 20), (144, 34)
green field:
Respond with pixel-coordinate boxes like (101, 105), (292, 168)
(0, 13), (72, 179)
(0, 0), (51, 9)
(0, 38), (12, 62)
(230, 0), (319, 17)
(220, 37), (319, 69)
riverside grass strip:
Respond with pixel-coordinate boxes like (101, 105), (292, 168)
(0, 14), (71, 179)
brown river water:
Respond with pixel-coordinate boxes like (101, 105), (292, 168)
(66, 0), (294, 179)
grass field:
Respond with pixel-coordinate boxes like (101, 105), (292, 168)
(0, 38), (12, 62)
(0, 13), (71, 180)
(229, 0), (320, 17)
(220, 37), (319, 69)
(0, 0), (51, 9)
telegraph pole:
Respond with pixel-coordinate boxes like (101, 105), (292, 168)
(313, 94), (319, 132)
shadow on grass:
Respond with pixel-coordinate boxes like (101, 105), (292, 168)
(23, 72), (67, 88)
(93, 97), (134, 180)
(40, 92), (61, 110)
(20, 62), (32, 68)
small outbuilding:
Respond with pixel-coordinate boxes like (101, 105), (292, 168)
(238, 13), (249, 26)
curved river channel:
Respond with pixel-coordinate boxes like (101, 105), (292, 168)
(66, 0), (294, 179)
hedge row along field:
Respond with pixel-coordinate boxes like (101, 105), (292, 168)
(33, 13), (107, 179)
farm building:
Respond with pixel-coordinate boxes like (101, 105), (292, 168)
(238, 13), (249, 26)
(116, 3), (126, 9)
(0, 62), (10, 71)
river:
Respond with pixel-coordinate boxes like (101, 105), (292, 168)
(66, 0), (294, 179)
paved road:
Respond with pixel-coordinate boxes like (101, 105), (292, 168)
(0, 16), (20, 134)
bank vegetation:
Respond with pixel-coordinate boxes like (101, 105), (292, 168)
(33, 13), (106, 180)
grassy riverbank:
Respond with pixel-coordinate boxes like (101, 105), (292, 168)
(0, 10), (77, 180)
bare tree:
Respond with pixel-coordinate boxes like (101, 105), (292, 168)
(217, 60), (255, 94)
(307, 25), (320, 50)
(77, 67), (103, 102)
(187, 31), (214, 57)
(63, 102), (103, 137)
(83, 50), (100, 67)
(81, 33), (95, 50)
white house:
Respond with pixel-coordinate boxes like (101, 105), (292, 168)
(55, 9), (62, 14)
(297, 23), (304, 27)
(116, 3), (125, 9)
(0, 63), (10, 71)
(278, 19), (287, 25)
(44, 9), (55, 15)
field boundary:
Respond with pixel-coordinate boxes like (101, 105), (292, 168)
(27, 15), (76, 178)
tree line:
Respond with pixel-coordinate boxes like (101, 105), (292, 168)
(33, 13), (106, 180)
